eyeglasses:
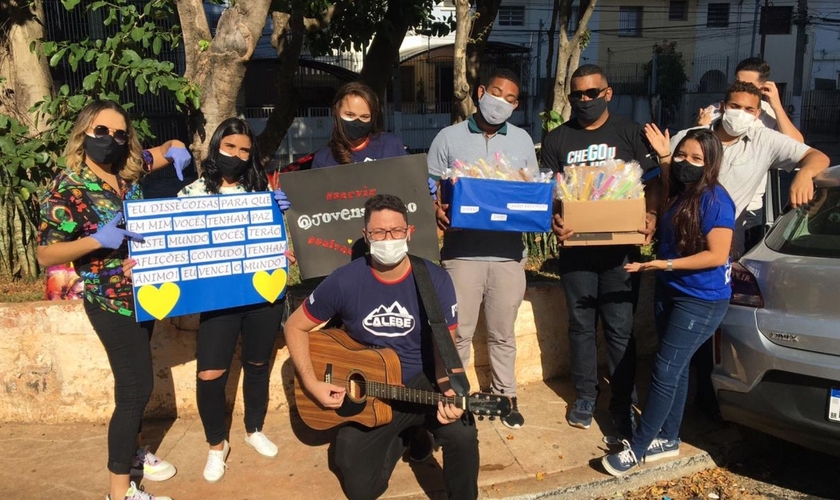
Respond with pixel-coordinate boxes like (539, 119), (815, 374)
(568, 87), (608, 102)
(91, 125), (128, 145)
(366, 227), (408, 241)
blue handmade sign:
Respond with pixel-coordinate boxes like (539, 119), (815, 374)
(124, 193), (288, 322)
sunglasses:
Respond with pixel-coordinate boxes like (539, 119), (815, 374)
(91, 125), (128, 145)
(568, 87), (608, 102)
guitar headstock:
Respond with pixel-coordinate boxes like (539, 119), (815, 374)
(466, 392), (512, 418)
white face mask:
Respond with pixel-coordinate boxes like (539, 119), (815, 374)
(369, 238), (408, 266)
(478, 92), (516, 125)
(721, 108), (756, 137)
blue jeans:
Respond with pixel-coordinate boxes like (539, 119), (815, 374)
(559, 246), (640, 415)
(630, 280), (729, 458)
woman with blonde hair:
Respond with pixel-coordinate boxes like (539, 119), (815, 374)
(37, 99), (191, 500)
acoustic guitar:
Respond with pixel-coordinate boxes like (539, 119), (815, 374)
(294, 328), (512, 430)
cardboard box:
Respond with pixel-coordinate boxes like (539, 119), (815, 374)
(441, 177), (555, 232)
(560, 197), (646, 246)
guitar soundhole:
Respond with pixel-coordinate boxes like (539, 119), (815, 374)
(346, 370), (367, 404)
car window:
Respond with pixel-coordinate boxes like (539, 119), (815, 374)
(765, 186), (840, 258)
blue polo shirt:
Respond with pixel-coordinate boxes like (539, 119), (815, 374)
(427, 114), (539, 261)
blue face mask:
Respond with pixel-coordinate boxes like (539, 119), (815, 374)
(478, 92), (516, 125)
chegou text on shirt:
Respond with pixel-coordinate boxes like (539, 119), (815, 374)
(565, 143), (617, 166)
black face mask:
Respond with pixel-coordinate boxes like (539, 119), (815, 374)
(571, 97), (608, 123)
(671, 159), (705, 185)
(84, 135), (126, 165)
(340, 118), (373, 142)
(216, 152), (249, 179)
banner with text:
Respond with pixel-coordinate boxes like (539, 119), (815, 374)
(124, 193), (288, 322)
(280, 154), (439, 279)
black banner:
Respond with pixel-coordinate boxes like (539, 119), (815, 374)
(280, 154), (440, 279)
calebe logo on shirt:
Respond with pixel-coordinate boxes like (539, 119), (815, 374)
(363, 301), (415, 337)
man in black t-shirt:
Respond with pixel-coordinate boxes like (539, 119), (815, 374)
(541, 64), (661, 440)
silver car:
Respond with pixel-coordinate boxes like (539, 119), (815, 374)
(713, 166), (840, 457)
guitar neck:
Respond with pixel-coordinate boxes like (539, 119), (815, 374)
(365, 381), (462, 409)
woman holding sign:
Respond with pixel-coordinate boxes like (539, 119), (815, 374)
(178, 117), (292, 483)
(311, 81), (407, 168)
(37, 100), (191, 500)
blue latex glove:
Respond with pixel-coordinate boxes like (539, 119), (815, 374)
(91, 212), (145, 249)
(274, 188), (291, 213)
(164, 146), (192, 181)
(428, 178), (438, 200)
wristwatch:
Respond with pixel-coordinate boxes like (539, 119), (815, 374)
(665, 259), (674, 272)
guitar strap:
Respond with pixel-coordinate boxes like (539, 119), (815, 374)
(408, 254), (471, 397)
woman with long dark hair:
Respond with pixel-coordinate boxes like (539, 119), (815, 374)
(311, 81), (407, 168)
(38, 99), (191, 500)
(178, 117), (292, 483)
(601, 128), (736, 476)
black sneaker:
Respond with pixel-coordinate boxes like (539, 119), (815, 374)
(501, 396), (525, 429)
(408, 426), (434, 462)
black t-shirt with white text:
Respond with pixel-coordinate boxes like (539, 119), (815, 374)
(541, 114), (655, 174)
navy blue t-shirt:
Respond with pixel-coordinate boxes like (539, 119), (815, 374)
(302, 257), (458, 384)
(657, 184), (736, 301)
(311, 132), (407, 169)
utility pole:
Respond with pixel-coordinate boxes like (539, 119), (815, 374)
(790, 0), (808, 131)
(792, 0), (808, 96)
(750, 0), (761, 56)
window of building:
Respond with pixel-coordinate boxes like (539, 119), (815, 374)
(619, 6), (643, 37)
(707, 3), (730, 28)
(669, 1), (688, 21)
(498, 6), (525, 26)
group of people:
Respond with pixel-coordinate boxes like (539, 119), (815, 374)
(37, 55), (828, 500)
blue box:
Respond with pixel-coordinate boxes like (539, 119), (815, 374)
(440, 177), (555, 232)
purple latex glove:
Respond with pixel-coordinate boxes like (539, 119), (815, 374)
(164, 146), (192, 181)
(274, 188), (291, 213)
(91, 212), (145, 249)
(428, 178), (438, 200)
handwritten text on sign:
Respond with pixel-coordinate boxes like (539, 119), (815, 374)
(125, 193), (288, 322)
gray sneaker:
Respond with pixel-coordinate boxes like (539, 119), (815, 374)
(644, 437), (680, 462)
(567, 398), (596, 429)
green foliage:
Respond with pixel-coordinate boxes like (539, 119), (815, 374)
(302, 0), (453, 56)
(36, 0), (199, 133)
(539, 109), (564, 134)
(643, 41), (688, 97)
(1, 0), (201, 279)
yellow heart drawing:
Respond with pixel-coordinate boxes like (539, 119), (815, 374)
(252, 269), (287, 303)
(137, 283), (181, 320)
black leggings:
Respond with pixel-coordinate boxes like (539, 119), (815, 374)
(84, 300), (155, 475)
(196, 301), (284, 445)
(333, 373), (480, 500)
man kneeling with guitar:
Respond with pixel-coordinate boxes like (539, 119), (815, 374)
(285, 194), (485, 500)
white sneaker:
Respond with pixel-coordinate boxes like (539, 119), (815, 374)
(202, 440), (230, 483)
(131, 446), (177, 481)
(244, 431), (278, 458)
(105, 481), (173, 500)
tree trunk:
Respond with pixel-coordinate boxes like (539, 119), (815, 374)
(360, 0), (413, 104)
(465, 0), (502, 93)
(0, 0), (54, 132)
(254, 11), (303, 164)
(176, 0), (272, 168)
(552, 0), (597, 121)
(451, 0), (475, 124)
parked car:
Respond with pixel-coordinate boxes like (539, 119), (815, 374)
(713, 165), (840, 457)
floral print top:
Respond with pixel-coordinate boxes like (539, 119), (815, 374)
(38, 152), (153, 316)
